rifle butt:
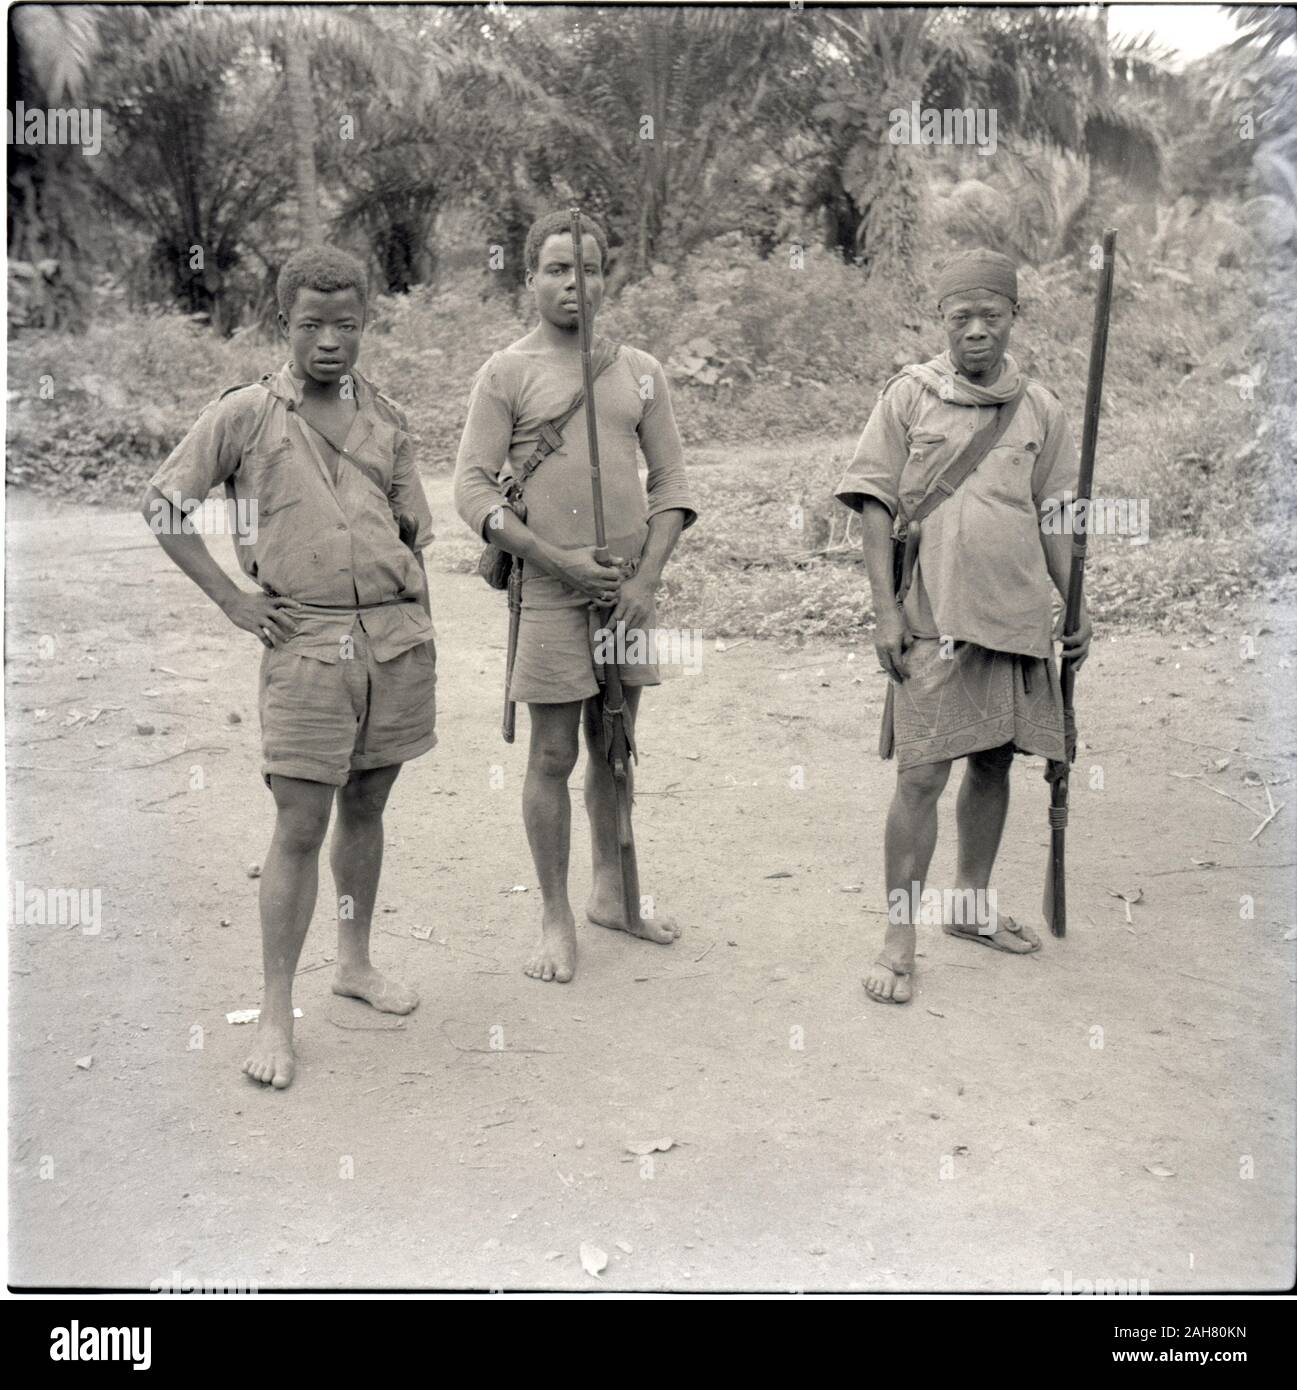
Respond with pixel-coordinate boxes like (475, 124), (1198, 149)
(618, 802), (641, 929)
(1044, 770), (1068, 936)
(502, 563), (522, 743)
(613, 762), (634, 848)
(879, 683), (896, 760)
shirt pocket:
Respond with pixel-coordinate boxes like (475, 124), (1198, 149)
(980, 439), (1040, 510)
(239, 440), (302, 519)
(905, 430), (948, 467)
(900, 430), (948, 507)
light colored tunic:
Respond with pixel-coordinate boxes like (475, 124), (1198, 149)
(453, 337), (696, 611)
(834, 355), (1078, 658)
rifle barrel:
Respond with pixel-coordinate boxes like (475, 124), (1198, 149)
(570, 209), (608, 554)
(1045, 229), (1117, 939)
(1064, 229), (1117, 643)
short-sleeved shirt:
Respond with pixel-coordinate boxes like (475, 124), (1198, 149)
(453, 337), (697, 610)
(149, 362), (435, 663)
(834, 373), (1078, 658)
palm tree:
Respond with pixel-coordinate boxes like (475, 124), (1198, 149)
(86, 7), (295, 331)
(804, 6), (1173, 274)
(817, 8), (983, 276)
(501, 5), (809, 279)
(324, 4), (539, 291)
(146, 4), (427, 244)
(283, 41), (321, 243)
(8, 5), (104, 326)
(1207, 6), (1297, 241)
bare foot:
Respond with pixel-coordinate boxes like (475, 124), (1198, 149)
(242, 1017), (296, 1089)
(863, 957), (913, 1005)
(524, 906), (577, 983)
(586, 884), (680, 945)
(331, 965), (420, 1014)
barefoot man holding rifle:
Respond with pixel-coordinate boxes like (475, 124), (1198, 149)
(455, 209), (697, 983)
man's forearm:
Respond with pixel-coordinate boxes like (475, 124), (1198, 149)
(486, 507), (568, 579)
(859, 499), (898, 613)
(636, 509), (686, 586)
(413, 551), (431, 616)
(142, 490), (242, 613)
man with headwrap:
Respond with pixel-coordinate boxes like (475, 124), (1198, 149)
(834, 248), (1092, 1005)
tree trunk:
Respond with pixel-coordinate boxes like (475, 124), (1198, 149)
(284, 43), (320, 243)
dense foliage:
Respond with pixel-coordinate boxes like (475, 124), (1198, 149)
(7, 5), (1295, 636)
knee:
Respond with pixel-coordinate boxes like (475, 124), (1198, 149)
(896, 762), (951, 804)
(337, 782), (391, 822)
(275, 804), (332, 854)
(968, 743), (1014, 781)
(531, 737), (579, 782)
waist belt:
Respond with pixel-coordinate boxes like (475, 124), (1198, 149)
(274, 595), (417, 613)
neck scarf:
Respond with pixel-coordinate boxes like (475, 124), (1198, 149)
(902, 350), (1022, 406)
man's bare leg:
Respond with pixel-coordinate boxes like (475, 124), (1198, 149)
(864, 758), (951, 1004)
(331, 763), (420, 1012)
(583, 685), (679, 945)
(522, 700), (582, 982)
(243, 774), (334, 1088)
(951, 743), (1037, 952)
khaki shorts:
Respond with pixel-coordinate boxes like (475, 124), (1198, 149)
(509, 603), (660, 706)
(259, 627), (437, 786)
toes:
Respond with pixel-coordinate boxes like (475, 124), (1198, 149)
(554, 964), (574, 983)
(642, 917), (679, 944)
(864, 967), (912, 1003)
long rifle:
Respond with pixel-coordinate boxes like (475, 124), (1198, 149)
(570, 208), (639, 930)
(1043, 228), (1117, 937)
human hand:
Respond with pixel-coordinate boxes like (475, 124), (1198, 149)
(875, 607), (913, 682)
(608, 571), (657, 630)
(222, 591), (302, 649)
(1055, 605), (1092, 669)
(557, 546), (623, 604)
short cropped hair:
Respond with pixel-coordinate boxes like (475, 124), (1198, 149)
(524, 211), (609, 276)
(276, 246), (369, 317)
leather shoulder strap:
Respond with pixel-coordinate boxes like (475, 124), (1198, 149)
(905, 387), (1026, 527)
(219, 374), (273, 401)
(504, 343), (621, 501)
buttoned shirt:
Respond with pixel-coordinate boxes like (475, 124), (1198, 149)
(834, 370), (1079, 658)
(149, 362), (435, 663)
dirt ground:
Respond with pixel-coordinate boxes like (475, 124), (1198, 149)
(5, 477), (1295, 1292)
